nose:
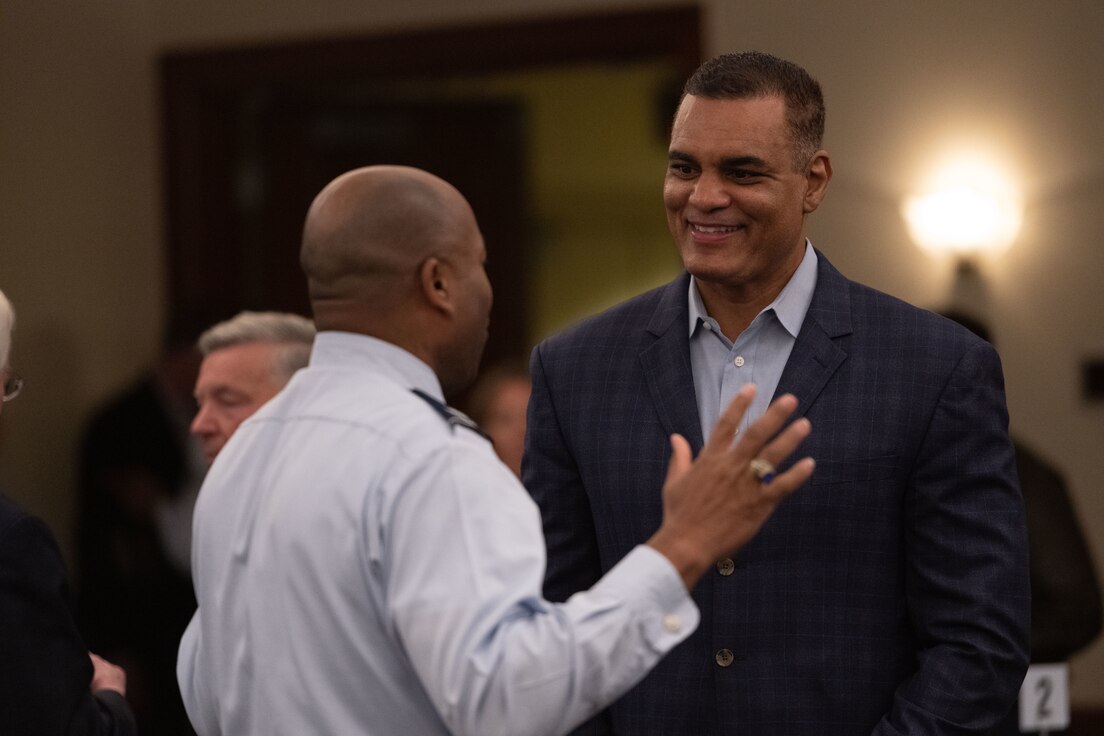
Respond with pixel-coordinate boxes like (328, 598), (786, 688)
(687, 170), (731, 212)
(190, 403), (214, 438)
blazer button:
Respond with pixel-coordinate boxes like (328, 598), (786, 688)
(716, 558), (735, 576)
(715, 648), (734, 668)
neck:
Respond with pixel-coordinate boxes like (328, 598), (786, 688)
(695, 243), (806, 340)
(696, 278), (785, 340)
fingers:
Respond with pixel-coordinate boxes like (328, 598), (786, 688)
(759, 456), (815, 501)
(708, 387), (813, 500)
(701, 384), (756, 456)
(705, 384), (803, 461)
(703, 385), (814, 497)
(733, 391), (800, 459)
(756, 416), (812, 468)
(750, 415), (814, 501)
(664, 434), (693, 487)
(89, 652), (128, 695)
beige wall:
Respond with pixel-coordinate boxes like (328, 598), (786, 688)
(2, 0), (1102, 705)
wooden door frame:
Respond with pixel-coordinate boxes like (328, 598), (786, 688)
(159, 6), (702, 340)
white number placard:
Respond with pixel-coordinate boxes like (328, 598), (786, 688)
(1019, 663), (1070, 732)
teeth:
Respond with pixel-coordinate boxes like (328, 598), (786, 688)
(694, 224), (739, 234)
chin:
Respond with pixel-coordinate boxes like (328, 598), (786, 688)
(685, 259), (745, 283)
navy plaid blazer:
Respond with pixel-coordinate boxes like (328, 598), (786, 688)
(523, 252), (1030, 735)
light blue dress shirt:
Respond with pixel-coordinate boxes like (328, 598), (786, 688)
(178, 331), (698, 736)
(689, 241), (818, 441)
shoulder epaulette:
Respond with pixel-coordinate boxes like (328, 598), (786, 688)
(411, 389), (492, 442)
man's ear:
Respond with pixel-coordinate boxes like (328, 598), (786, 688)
(803, 150), (832, 214)
(420, 257), (453, 315)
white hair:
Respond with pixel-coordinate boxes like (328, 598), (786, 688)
(0, 288), (14, 369)
(197, 311), (315, 382)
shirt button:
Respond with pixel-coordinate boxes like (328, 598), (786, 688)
(716, 558), (735, 576)
(662, 614), (682, 633)
(734, 355), (745, 367)
(715, 648), (734, 667)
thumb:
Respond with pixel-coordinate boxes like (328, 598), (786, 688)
(664, 434), (693, 486)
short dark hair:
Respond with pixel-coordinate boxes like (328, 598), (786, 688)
(683, 51), (825, 168)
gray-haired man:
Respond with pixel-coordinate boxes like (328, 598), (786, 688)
(191, 311), (315, 464)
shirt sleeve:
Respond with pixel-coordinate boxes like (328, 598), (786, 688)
(384, 440), (699, 736)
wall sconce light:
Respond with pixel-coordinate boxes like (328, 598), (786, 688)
(902, 154), (1023, 260)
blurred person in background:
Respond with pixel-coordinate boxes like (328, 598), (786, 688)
(465, 359), (531, 478)
(190, 311), (315, 465)
(75, 314), (206, 735)
(939, 309), (1102, 667)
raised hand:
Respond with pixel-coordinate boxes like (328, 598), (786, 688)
(647, 383), (814, 589)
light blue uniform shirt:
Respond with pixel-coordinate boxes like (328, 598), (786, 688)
(178, 331), (698, 736)
(689, 241), (818, 442)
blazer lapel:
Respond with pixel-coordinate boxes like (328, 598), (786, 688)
(639, 274), (706, 452)
(775, 251), (852, 417)
(639, 259), (851, 444)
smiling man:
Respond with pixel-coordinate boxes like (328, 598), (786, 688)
(524, 51), (1030, 735)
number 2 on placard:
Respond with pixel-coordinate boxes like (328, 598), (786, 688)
(1035, 676), (1052, 720)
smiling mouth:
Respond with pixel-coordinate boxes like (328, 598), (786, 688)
(690, 223), (744, 234)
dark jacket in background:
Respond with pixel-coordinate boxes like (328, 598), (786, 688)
(1016, 440), (1103, 663)
(0, 494), (136, 735)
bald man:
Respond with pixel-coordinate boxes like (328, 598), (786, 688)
(177, 166), (815, 736)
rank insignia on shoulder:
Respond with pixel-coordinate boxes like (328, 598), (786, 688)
(411, 389), (492, 442)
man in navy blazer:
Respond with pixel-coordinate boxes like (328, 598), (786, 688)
(524, 52), (1030, 734)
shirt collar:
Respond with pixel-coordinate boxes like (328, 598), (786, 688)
(309, 331), (445, 401)
(688, 240), (818, 338)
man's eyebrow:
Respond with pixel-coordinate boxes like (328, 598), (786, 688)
(720, 155), (769, 169)
(666, 151), (770, 169)
(667, 149), (697, 162)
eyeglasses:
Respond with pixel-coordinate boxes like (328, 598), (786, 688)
(2, 371), (23, 402)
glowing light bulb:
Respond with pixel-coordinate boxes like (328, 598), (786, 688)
(903, 155), (1022, 257)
